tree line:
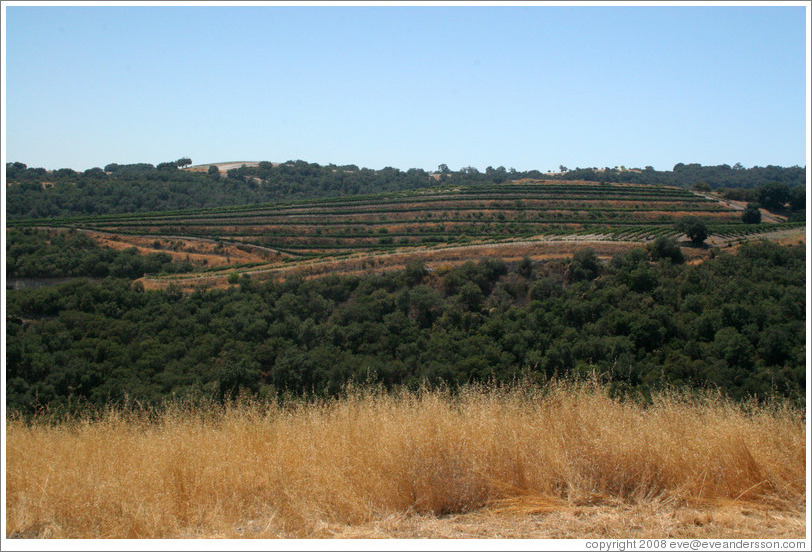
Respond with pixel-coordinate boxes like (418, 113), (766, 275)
(554, 163), (805, 190)
(6, 159), (805, 220)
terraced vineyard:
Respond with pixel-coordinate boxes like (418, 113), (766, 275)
(10, 179), (802, 287)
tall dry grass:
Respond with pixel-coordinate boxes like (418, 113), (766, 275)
(5, 381), (806, 538)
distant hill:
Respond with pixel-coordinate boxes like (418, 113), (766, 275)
(5, 159), (805, 219)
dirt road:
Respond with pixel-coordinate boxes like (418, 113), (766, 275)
(690, 191), (785, 223)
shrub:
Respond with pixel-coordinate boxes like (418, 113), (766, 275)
(741, 203), (762, 224)
(649, 237), (684, 264)
(568, 248), (601, 282)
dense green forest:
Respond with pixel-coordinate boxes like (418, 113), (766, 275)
(6, 228), (195, 279)
(6, 160), (805, 219)
(6, 240), (805, 413)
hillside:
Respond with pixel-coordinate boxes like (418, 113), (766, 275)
(6, 162), (806, 408)
(9, 178), (803, 290)
(6, 239), (805, 413)
(6, 161), (806, 541)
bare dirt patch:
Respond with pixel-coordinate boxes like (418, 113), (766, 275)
(767, 226), (806, 246)
(183, 161), (267, 174)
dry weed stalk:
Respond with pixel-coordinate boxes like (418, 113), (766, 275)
(5, 381), (805, 538)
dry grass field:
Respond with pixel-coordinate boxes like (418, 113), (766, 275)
(6, 382), (806, 539)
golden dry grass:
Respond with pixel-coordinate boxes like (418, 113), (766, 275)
(5, 382), (806, 539)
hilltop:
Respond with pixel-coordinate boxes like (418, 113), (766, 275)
(5, 159), (805, 220)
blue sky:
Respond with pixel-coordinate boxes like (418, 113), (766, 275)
(3, 3), (809, 172)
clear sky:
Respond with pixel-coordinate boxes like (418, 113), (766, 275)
(2, 2), (809, 173)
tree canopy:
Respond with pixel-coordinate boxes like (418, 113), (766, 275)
(757, 182), (791, 211)
(6, 241), (805, 413)
(676, 217), (709, 245)
(741, 203), (762, 224)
